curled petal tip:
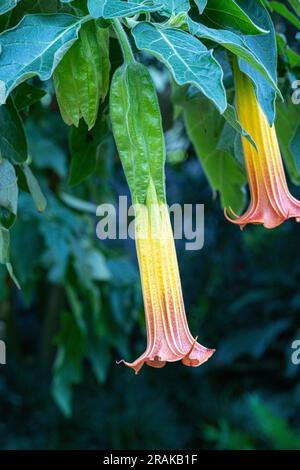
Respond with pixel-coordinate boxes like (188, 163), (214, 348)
(224, 207), (234, 222)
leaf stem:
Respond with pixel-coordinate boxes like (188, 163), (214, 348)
(112, 19), (135, 64)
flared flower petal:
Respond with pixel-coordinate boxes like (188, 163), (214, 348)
(119, 185), (215, 373)
(226, 64), (300, 229)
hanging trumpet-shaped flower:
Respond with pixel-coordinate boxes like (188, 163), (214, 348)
(119, 182), (215, 374)
(109, 32), (214, 374)
(225, 63), (300, 229)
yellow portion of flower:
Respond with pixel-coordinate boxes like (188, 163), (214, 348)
(226, 62), (300, 229)
(234, 64), (279, 182)
(121, 181), (215, 373)
(135, 183), (189, 357)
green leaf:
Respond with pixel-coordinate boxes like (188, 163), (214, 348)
(65, 284), (86, 333)
(183, 95), (246, 212)
(0, 225), (20, 287)
(0, 13), (87, 103)
(0, 226), (9, 263)
(13, 82), (47, 111)
(6, 261), (20, 289)
(202, 0), (267, 34)
(276, 98), (300, 185)
(68, 115), (108, 186)
(87, 0), (161, 18)
(60, 192), (97, 214)
(21, 164), (47, 212)
(173, 81), (255, 148)
(110, 61), (166, 203)
(235, 0), (278, 125)
(132, 22), (227, 113)
(0, 158), (18, 228)
(188, 17), (278, 93)
(276, 33), (300, 68)
(287, 0), (300, 16)
(0, 98), (27, 163)
(269, 1), (300, 28)
(249, 396), (300, 450)
(194, 0), (207, 14)
(54, 21), (110, 129)
(0, 0), (18, 15)
(286, 46), (300, 69)
(155, 0), (190, 15)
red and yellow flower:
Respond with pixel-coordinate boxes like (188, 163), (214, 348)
(226, 63), (300, 229)
(120, 183), (215, 373)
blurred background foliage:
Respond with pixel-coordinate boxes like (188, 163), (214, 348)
(0, 0), (300, 450)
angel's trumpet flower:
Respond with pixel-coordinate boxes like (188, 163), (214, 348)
(120, 182), (215, 373)
(225, 63), (300, 229)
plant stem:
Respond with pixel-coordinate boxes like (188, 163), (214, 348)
(112, 18), (135, 64)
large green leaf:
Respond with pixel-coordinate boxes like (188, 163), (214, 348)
(54, 21), (110, 129)
(0, 158), (18, 228)
(237, 0), (278, 124)
(188, 17), (278, 93)
(0, 13), (87, 103)
(0, 0), (18, 15)
(173, 82), (255, 148)
(0, 98), (27, 163)
(87, 0), (161, 18)
(183, 95), (246, 212)
(132, 22), (227, 113)
(202, 0), (267, 34)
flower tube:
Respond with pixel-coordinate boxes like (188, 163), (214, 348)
(120, 183), (215, 373)
(226, 63), (300, 229)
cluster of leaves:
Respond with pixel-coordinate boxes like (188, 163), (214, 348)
(0, 0), (299, 270)
(0, 0), (299, 424)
